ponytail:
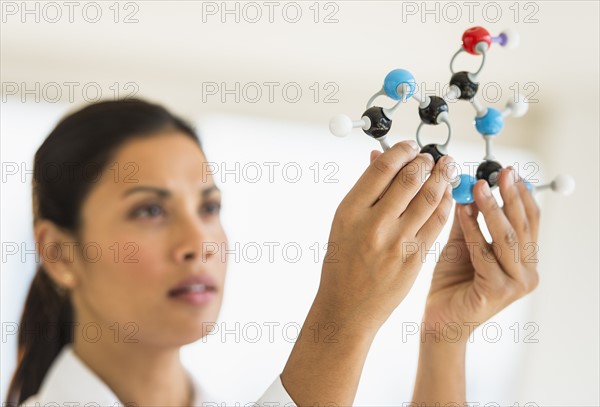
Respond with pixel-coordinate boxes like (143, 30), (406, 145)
(5, 265), (74, 405)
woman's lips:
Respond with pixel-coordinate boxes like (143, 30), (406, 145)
(168, 275), (217, 305)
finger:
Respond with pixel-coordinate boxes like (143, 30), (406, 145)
(370, 150), (383, 164)
(498, 167), (530, 244)
(344, 141), (419, 209)
(402, 155), (456, 234)
(374, 152), (435, 219)
(448, 202), (466, 242)
(514, 171), (541, 242)
(457, 203), (505, 287)
(415, 182), (454, 248)
(472, 179), (522, 280)
(447, 200), (480, 243)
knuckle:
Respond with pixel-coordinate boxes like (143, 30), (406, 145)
(436, 209), (449, 227)
(396, 141), (415, 156)
(404, 251), (420, 266)
(423, 156), (435, 172)
(416, 156), (434, 175)
(513, 270), (540, 295)
(481, 243), (497, 261)
(422, 187), (440, 207)
(373, 157), (395, 176)
(398, 166), (421, 189)
(334, 203), (361, 229)
(334, 202), (353, 221)
(398, 229), (414, 244)
(503, 283), (518, 301)
(519, 220), (530, 236)
(445, 188), (455, 204)
(513, 278), (529, 295)
(365, 218), (388, 246)
(529, 271), (540, 292)
(400, 240), (421, 263)
(516, 270), (540, 294)
(503, 228), (518, 246)
(434, 198), (452, 227)
(490, 198), (501, 211)
(493, 277), (514, 301)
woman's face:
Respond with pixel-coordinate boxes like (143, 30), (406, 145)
(71, 131), (227, 347)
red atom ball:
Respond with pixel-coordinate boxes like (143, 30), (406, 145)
(462, 26), (492, 55)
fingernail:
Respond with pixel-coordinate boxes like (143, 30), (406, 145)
(482, 181), (491, 196)
(444, 157), (457, 181)
(513, 167), (522, 183)
(407, 140), (419, 150)
(506, 167), (515, 186)
(421, 152), (434, 163)
(506, 170), (514, 186)
(464, 204), (472, 216)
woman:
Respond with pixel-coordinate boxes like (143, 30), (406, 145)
(6, 98), (539, 406)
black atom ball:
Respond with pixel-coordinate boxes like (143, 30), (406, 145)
(418, 96), (449, 125)
(476, 160), (503, 186)
(361, 106), (392, 139)
(450, 71), (479, 100)
(420, 144), (446, 164)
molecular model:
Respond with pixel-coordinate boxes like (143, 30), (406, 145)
(329, 26), (575, 204)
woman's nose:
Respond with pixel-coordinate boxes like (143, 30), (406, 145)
(172, 217), (219, 264)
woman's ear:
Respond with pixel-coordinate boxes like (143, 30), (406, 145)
(34, 220), (79, 290)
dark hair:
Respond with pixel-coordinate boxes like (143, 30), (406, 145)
(5, 98), (202, 405)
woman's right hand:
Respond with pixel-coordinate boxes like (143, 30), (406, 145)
(279, 140), (454, 405)
(316, 140), (456, 333)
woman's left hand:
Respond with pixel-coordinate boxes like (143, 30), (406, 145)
(422, 166), (541, 343)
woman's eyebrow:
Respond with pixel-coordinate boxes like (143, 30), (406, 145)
(122, 185), (221, 198)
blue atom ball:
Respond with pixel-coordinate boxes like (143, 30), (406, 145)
(475, 107), (504, 136)
(383, 69), (416, 101)
(452, 174), (477, 204)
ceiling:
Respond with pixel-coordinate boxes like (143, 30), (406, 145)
(1, 1), (598, 146)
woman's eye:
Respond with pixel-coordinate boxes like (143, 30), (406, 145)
(202, 201), (221, 216)
(130, 201), (220, 220)
(133, 204), (164, 219)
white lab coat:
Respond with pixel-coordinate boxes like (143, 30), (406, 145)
(20, 344), (296, 406)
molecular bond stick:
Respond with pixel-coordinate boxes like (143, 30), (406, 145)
(329, 26), (575, 204)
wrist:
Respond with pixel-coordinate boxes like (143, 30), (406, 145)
(311, 289), (381, 342)
(419, 319), (471, 348)
(413, 331), (467, 406)
(280, 290), (379, 406)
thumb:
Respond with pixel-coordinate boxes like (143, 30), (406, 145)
(456, 203), (481, 242)
(447, 203), (465, 242)
(457, 202), (504, 292)
(370, 150), (382, 164)
(447, 202), (477, 242)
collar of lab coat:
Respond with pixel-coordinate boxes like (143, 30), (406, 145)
(21, 344), (207, 406)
